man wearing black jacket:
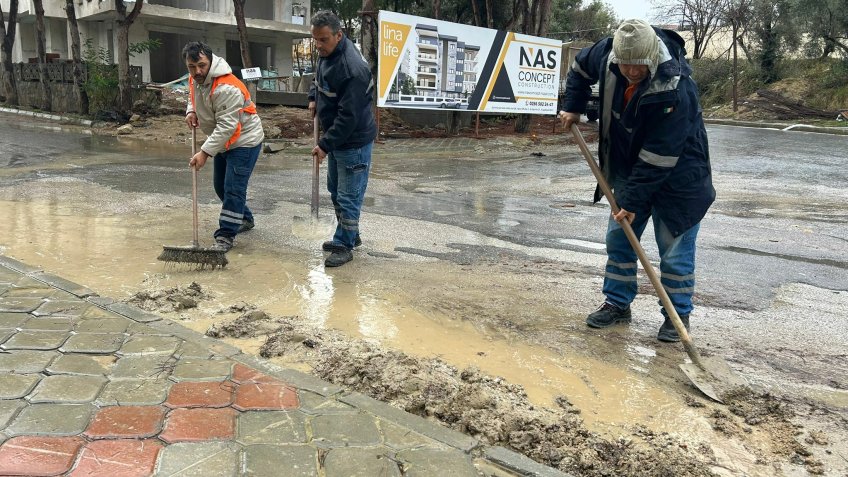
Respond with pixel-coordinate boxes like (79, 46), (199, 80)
(308, 10), (377, 267)
(560, 19), (715, 342)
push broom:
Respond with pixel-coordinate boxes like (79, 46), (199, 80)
(158, 128), (228, 270)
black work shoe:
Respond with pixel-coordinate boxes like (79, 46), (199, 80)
(586, 302), (632, 328)
(238, 219), (255, 233)
(324, 249), (353, 267)
(657, 314), (690, 342)
(211, 236), (233, 253)
(322, 235), (362, 252)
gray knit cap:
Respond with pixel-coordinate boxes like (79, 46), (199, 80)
(612, 19), (659, 65)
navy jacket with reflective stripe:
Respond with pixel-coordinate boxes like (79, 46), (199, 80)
(564, 28), (715, 237)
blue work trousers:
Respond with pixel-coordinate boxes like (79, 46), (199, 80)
(212, 143), (261, 239)
(602, 206), (700, 317)
(326, 142), (373, 249)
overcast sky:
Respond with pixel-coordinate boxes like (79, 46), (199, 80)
(604, 0), (655, 22)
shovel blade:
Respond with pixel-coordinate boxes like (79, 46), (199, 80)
(680, 356), (748, 404)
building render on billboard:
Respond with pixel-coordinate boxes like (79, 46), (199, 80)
(412, 22), (478, 99)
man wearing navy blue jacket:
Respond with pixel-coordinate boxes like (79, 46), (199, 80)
(560, 19), (715, 342)
(308, 10), (377, 268)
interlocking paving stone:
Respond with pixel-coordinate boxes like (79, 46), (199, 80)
(1, 330), (70, 350)
(154, 442), (239, 477)
(242, 444), (318, 477)
(165, 380), (235, 408)
(172, 359), (233, 382)
(27, 375), (107, 403)
(0, 329), (13, 345)
(85, 406), (166, 439)
(233, 382), (299, 411)
(74, 318), (129, 333)
(96, 379), (173, 406)
(0, 350), (59, 373)
(32, 300), (91, 317)
(159, 408), (238, 443)
(60, 333), (126, 354)
(231, 363), (282, 384)
(298, 391), (357, 416)
(127, 322), (173, 336)
(79, 305), (125, 320)
(311, 413), (381, 447)
(120, 335), (181, 355)
(398, 448), (480, 477)
(46, 354), (116, 375)
(0, 266), (23, 282)
(111, 354), (176, 379)
(6, 403), (94, 436)
(0, 374), (41, 399)
(18, 317), (75, 331)
(482, 446), (574, 477)
(237, 411), (308, 445)
(2, 283), (54, 298)
(0, 436), (85, 476)
(0, 400), (26, 430)
(70, 439), (163, 477)
(0, 258), (41, 274)
(323, 447), (403, 477)
(175, 340), (215, 359)
(0, 297), (44, 313)
(0, 312), (29, 329)
(380, 420), (444, 451)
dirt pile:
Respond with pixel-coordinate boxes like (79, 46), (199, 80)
(124, 281), (212, 313)
(206, 309), (283, 339)
(256, 314), (713, 477)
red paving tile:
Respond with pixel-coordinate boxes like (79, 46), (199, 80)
(0, 436), (84, 476)
(159, 407), (237, 443)
(233, 382), (299, 411)
(231, 363), (283, 384)
(69, 439), (162, 477)
(165, 380), (235, 408)
(84, 406), (166, 439)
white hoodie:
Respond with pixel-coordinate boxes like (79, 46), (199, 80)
(186, 54), (264, 156)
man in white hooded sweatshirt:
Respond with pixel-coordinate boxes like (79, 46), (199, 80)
(183, 41), (264, 252)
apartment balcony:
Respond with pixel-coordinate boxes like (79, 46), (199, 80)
(417, 83), (436, 89)
(417, 68), (437, 75)
(417, 42), (438, 50)
(417, 55), (438, 63)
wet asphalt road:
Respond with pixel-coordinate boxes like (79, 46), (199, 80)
(3, 118), (844, 315)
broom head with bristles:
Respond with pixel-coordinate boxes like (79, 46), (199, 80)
(158, 245), (228, 270)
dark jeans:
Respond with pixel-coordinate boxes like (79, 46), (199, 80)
(327, 142), (373, 249)
(212, 143), (261, 239)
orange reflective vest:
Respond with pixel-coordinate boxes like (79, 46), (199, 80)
(190, 74), (258, 150)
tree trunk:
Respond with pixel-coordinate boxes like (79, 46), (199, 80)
(115, 0), (144, 117)
(233, 0), (252, 69)
(470, 0), (481, 26)
(33, 0), (51, 111)
(485, 0), (494, 28)
(65, 0), (88, 114)
(433, 0), (440, 20)
(360, 0), (378, 93)
(0, 0), (19, 105)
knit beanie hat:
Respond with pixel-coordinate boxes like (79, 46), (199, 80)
(612, 19), (659, 65)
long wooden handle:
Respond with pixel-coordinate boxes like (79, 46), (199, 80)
(571, 125), (705, 369)
(311, 115), (319, 219)
(191, 128), (199, 247)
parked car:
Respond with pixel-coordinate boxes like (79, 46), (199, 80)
(438, 98), (461, 109)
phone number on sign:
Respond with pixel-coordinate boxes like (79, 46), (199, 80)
(526, 101), (554, 107)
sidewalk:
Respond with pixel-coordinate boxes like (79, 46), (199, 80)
(0, 255), (567, 477)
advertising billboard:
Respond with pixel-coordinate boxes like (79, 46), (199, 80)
(378, 11), (562, 115)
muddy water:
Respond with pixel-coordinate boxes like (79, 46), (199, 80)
(0, 194), (714, 438)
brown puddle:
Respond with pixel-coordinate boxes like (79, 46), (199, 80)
(0, 197), (709, 438)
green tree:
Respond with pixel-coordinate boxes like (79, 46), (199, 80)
(548, 0), (617, 42)
(744, 0), (799, 83)
(792, 0), (848, 58)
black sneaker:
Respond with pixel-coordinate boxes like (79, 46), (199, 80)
(322, 235), (362, 252)
(211, 236), (233, 253)
(586, 302), (632, 328)
(657, 314), (690, 342)
(325, 249), (353, 267)
(238, 219), (255, 233)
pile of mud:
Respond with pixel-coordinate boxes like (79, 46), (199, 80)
(216, 313), (714, 476)
(125, 281), (212, 313)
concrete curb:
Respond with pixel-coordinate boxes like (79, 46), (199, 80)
(705, 118), (848, 135)
(0, 106), (93, 127)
